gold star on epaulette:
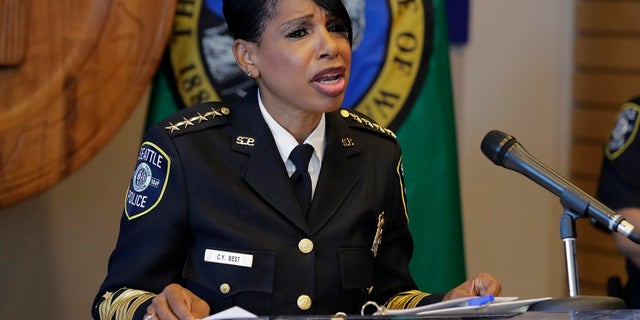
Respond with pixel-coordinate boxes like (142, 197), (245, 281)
(195, 113), (208, 123)
(182, 117), (194, 128)
(165, 122), (181, 133)
(340, 109), (397, 138)
(205, 107), (222, 119)
(164, 106), (231, 133)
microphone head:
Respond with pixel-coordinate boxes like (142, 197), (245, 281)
(481, 130), (518, 166)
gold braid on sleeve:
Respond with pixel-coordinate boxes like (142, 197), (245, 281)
(384, 290), (432, 309)
(98, 288), (156, 320)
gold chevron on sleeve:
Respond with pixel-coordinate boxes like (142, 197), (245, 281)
(385, 289), (431, 309)
(98, 288), (156, 320)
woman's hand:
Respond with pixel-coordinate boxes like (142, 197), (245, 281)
(443, 272), (502, 300)
(145, 283), (210, 320)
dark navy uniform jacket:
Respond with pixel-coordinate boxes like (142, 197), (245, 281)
(597, 96), (640, 309)
(93, 88), (427, 318)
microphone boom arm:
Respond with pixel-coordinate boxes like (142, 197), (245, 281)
(482, 130), (640, 244)
(482, 130), (632, 308)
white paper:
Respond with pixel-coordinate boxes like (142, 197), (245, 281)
(366, 296), (552, 316)
(201, 306), (257, 320)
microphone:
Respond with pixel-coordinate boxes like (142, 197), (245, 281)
(481, 129), (640, 244)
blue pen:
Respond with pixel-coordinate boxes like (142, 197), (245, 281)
(467, 294), (495, 306)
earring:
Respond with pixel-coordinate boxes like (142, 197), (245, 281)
(247, 71), (253, 77)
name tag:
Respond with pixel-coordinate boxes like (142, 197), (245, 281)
(204, 249), (253, 268)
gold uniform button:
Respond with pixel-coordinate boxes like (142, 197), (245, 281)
(298, 238), (314, 254)
(219, 283), (231, 294)
(297, 295), (312, 310)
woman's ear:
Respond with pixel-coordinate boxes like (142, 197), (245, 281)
(232, 39), (259, 78)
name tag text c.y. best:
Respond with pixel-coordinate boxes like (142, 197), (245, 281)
(204, 249), (254, 268)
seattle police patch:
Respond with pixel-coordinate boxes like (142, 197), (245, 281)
(606, 103), (640, 161)
(166, 0), (433, 131)
(125, 142), (171, 220)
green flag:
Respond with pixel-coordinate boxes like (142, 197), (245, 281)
(145, 0), (465, 293)
(146, 66), (179, 129)
(400, 0), (466, 291)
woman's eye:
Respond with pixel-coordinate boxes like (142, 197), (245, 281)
(328, 22), (347, 34)
(287, 27), (309, 38)
(328, 22), (349, 39)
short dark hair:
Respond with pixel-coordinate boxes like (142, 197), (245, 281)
(222, 0), (353, 46)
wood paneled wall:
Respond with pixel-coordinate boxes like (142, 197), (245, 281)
(573, 0), (640, 296)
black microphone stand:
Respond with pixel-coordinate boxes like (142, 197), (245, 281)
(529, 189), (627, 311)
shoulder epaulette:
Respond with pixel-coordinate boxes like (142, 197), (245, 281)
(163, 102), (231, 136)
(339, 109), (397, 139)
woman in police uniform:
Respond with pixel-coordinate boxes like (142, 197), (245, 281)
(92, 1), (501, 319)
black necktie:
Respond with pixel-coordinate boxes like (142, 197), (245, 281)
(289, 144), (314, 216)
